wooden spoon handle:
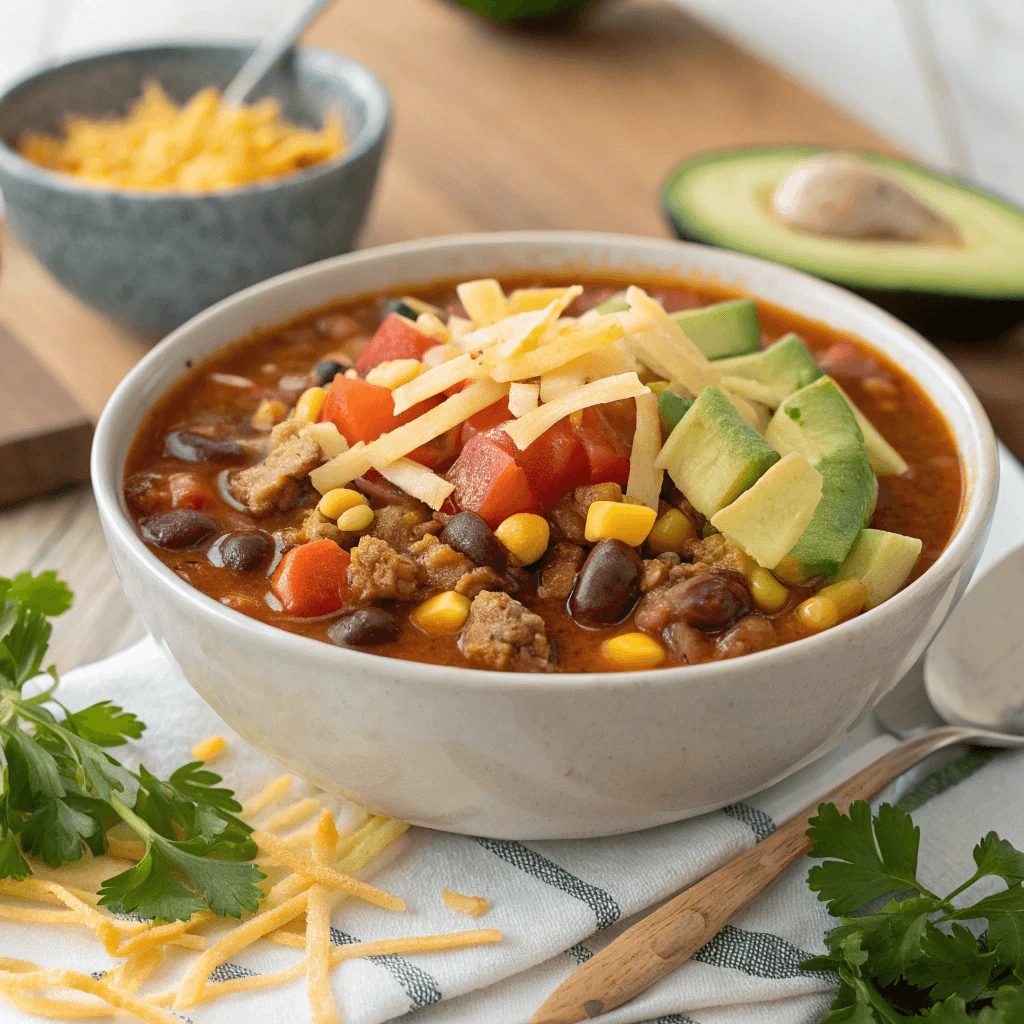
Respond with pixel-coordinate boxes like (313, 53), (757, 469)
(528, 725), (974, 1024)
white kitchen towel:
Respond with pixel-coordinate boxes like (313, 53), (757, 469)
(0, 444), (1021, 1024)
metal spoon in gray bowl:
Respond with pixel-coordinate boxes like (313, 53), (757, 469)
(222, 0), (336, 106)
(530, 548), (1024, 1024)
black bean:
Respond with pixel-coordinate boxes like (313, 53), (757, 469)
(163, 430), (244, 464)
(141, 510), (219, 550)
(380, 298), (420, 322)
(440, 511), (507, 574)
(311, 359), (346, 387)
(636, 572), (751, 634)
(569, 539), (643, 628)
(328, 608), (400, 647)
(216, 532), (273, 572)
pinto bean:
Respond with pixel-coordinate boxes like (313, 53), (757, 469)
(141, 510), (219, 550)
(328, 608), (400, 647)
(634, 571), (751, 634)
(440, 511), (507, 574)
(163, 430), (245, 463)
(569, 539), (643, 627)
(715, 615), (778, 659)
(215, 532), (273, 572)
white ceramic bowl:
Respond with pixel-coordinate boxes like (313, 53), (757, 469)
(92, 232), (998, 839)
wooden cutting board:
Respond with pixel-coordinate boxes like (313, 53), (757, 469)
(0, 321), (93, 506)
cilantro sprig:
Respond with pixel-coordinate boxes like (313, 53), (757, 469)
(802, 799), (1024, 1021)
(0, 571), (265, 921)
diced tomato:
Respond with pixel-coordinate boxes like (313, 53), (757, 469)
(512, 419), (589, 506)
(459, 396), (511, 445)
(447, 431), (539, 527)
(271, 539), (350, 617)
(355, 314), (436, 373)
(572, 407), (631, 486)
(168, 472), (209, 510)
(319, 375), (438, 445)
(410, 427), (461, 471)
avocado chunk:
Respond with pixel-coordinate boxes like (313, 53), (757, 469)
(831, 382), (909, 476)
(766, 377), (876, 580)
(671, 299), (761, 360)
(710, 452), (823, 569)
(662, 146), (1024, 340)
(595, 291), (630, 314)
(716, 333), (822, 403)
(657, 389), (694, 434)
(833, 528), (923, 608)
(655, 385), (780, 518)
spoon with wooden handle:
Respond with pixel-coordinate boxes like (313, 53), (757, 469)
(529, 546), (1024, 1024)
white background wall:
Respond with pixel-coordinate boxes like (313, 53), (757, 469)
(2, 0), (1022, 205)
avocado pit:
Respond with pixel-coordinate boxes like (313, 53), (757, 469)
(771, 153), (962, 246)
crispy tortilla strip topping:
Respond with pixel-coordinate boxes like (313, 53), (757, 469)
(372, 457), (456, 510)
(508, 382), (540, 418)
(241, 773), (293, 818)
(626, 390), (664, 511)
(309, 441), (372, 495)
(442, 888), (492, 917)
(306, 812), (340, 1024)
(507, 286), (581, 314)
(490, 315), (623, 382)
(505, 372), (649, 450)
(391, 352), (482, 415)
(366, 380), (509, 467)
(456, 279), (507, 326)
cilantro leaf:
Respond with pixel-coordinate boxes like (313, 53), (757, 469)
(972, 833), (1024, 887)
(807, 801), (929, 916)
(985, 912), (1024, 973)
(0, 834), (29, 881)
(97, 844), (208, 922)
(63, 701), (145, 747)
(3, 572), (73, 616)
(3, 729), (64, 799)
(854, 896), (938, 985)
(19, 796), (99, 867)
(904, 923), (996, 1003)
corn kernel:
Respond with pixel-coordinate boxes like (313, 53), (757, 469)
(252, 398), (287, 428)
(646, 508), (696, 554)
(647, 380), (671, 396)
(749, 566), (789, 613)
(365, 358), (422, 390)
(292, 386), (326, 422)
(317, 488), (367, 520)
(796, 595), (839, 632)
(412, 591), (471, 633)
(585, 501), (657, 547)
(191, 735), (226, 762)
(495, 513), (550, 566)
(603, 632), (665, 669)
(817, 579), (868, 622)
(773, 556), (803, 584)
(336, 504), (375, 532)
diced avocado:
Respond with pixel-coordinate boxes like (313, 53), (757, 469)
(711, 452), (823, 570)
(655, 386), (780, 518)
(595, 291), (630, 314)
(831, 382), (909, 476)
(658, 389), (694, 434)
(833, 528), (923, 609)
(766, 377), (876, 580)
(662, 146), (1024, 341)
(716, 333), (822, 403)
(671, 299), (762, 360)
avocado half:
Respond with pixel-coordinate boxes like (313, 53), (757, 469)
(662, 147), (1024, 341)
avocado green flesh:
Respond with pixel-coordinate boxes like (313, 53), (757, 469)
(663, 146), (1024, 299)
(766, 377), (876, 580)
(656, 386), (780, 518)
(671, 299), (762, 360)
(716, 333), (822, 401)
(833, 528), (923, 608)
(658, 390), (694, 433)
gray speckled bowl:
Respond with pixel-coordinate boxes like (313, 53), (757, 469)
(0, 43), (390, 337)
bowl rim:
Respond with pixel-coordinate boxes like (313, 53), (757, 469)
(92, 229), (1000, 692)
(0, 39), (390, 199)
